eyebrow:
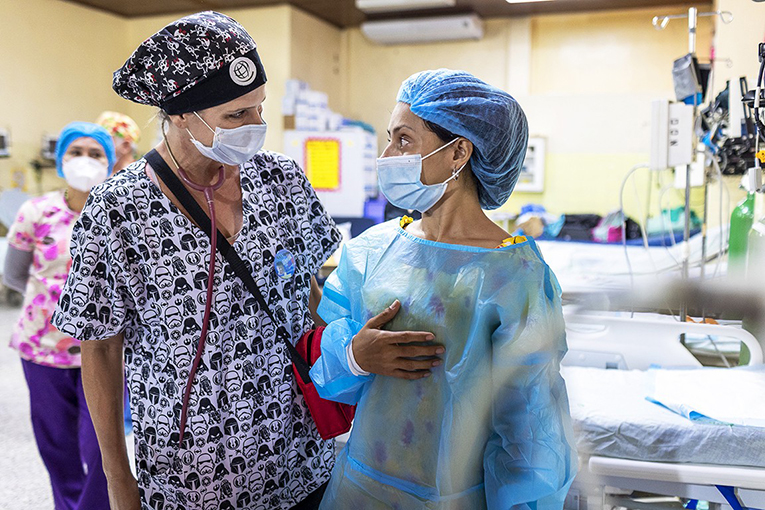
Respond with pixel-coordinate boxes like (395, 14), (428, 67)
(228, 99), (266, 114)
(388, 124), (416, 136)
(227, 106), (255, 113)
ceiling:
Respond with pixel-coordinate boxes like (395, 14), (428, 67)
(65, 0), (707, 28)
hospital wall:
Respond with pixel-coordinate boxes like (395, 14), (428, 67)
(341, 6), (719, 222)
(0, 3), (341, 191)
(0, 0), (128, 195)
(2, 1), (760, 229)
(713, 0), (765, 95)
(289, 8), (345, 114)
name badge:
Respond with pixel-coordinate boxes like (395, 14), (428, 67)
(274, 249), (296, 280)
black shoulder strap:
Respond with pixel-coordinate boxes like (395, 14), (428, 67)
(144, 149), (312, 383)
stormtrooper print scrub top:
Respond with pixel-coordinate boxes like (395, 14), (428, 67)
(52, 151), (342, 510)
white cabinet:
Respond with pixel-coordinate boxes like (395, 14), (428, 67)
(283, 130), (378, 217)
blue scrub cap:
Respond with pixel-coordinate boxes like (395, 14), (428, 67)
(55, 122), (116, 177)
(397, 69), (529, 210)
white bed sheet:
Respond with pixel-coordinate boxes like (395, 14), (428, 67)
(562, 365), (765, 468)
(647, 367), (765, 427)
(538, 228), (725, 294)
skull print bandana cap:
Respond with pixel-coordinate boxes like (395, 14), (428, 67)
(113, 11), (267, 115)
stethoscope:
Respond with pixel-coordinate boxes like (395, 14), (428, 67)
(163, 134), (225, 446)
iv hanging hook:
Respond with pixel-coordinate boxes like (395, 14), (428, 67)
(652, 10), (733, 30)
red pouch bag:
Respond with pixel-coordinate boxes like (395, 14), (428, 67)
(292, 327), (356, 440)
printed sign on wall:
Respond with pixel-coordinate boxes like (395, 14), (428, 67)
(305, 138), (341, 191)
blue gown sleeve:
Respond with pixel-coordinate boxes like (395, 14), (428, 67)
(484, 268), (578, 510)
(310, 243), (375, 405)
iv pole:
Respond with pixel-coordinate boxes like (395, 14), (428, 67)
(652, 8), (733, 321)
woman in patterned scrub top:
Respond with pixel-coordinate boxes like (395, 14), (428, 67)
(51, 11), (341, 510)
(4, 121), (116, 510)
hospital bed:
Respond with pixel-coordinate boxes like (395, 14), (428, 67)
(563, 314), (765, 510)
(538, 227), (726, 298)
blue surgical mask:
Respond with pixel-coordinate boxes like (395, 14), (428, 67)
(377, 138), (466, 213)
(188, 112), (267, 166)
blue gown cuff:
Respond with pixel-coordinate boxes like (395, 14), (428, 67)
(310, 318), (372, 405)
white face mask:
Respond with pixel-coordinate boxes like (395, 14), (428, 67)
(62, 156), (109, 192)
(377, 138), (466, 213)
(188, 112), (267, 166)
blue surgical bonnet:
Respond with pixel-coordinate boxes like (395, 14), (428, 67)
(397, 69), (529, 210)
(55, 122), (116, 177)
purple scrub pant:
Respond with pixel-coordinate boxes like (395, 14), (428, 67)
(21, 359), (110, 510)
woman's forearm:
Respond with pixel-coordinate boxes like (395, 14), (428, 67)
(3, 245), (33, 294)
(81, 333), (132, 479)
(309, 276), (327, 327)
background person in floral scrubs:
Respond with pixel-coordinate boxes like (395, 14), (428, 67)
(3, 121), (115, 510)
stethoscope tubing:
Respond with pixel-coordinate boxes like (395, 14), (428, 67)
(177, 165), (225, 446)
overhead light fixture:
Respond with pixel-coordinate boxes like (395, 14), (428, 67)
(356, 0), (456, 13)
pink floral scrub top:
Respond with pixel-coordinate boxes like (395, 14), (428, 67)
(8, 191), (81, 368)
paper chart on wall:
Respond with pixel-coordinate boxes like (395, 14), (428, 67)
(305, 139), (341, 191)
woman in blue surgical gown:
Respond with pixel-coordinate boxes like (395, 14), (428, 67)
(310, 69), (577, 510)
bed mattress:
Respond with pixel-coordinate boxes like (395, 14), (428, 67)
(562, 365), (765, 468)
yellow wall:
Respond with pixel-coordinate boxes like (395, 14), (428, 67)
(0, 3), (322, 196)
(712, 0), (765, 94)
(0, 0), (128, 194)
(513, 6), (716, 219)
(530, 8), (712, 96)
(343, 18), (512, 141)
(289, 9), (345, 113)
(342, 6), (717, 221)
(3, 0), (753, 228)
